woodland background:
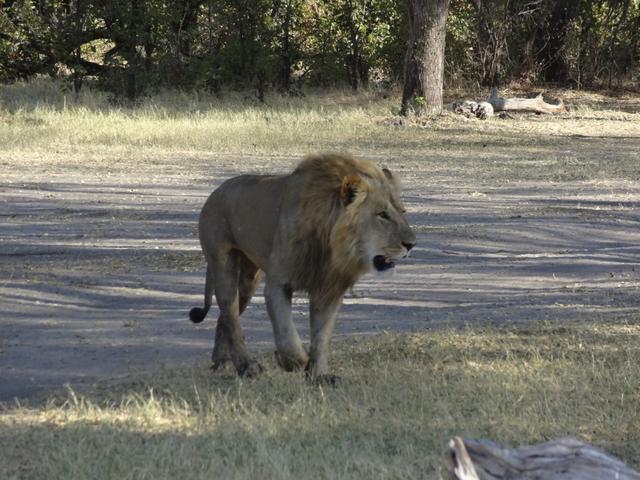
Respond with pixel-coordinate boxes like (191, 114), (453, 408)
(1, 0), (639, 101)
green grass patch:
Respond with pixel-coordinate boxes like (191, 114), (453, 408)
(2, 321), (639, 479)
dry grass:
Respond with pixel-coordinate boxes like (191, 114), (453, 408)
(2, 321), (640, 479)
(1, 79), (639, 183)
(1, 81), (638, 214)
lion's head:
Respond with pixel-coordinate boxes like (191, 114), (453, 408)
(289, 154), (416, 303)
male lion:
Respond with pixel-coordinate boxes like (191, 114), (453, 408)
(189, 153), (416, 381)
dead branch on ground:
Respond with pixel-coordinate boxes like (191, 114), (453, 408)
(452, 89), (565, 119)
(448, 436), (640, 480)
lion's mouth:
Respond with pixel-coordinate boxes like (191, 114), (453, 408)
(373, 255), (396, 272)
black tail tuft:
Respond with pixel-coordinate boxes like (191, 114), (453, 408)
(189, 307), (209, 323)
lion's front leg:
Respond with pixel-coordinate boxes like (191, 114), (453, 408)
(265, 279), (309, 371)
(306, 295), (343, 382)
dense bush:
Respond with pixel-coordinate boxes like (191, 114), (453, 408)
(1, 0), (638, 97)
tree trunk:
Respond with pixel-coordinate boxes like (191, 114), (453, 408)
(448, 436), (640, 480)
(207, 0), (221, 94)
(400, 0), (451, 116)
(606, 0), (630, 89)
(343, 0), (362, 91)
(170, 0), (201, 84)
(126, 0), (139, 101)
(576, 11), (594, 89)
(279, 0), (294, 92)
(72, 0), (83, 95)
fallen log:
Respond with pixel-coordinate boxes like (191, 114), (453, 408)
(448, 436), (640, 480)
(488, 88), (565, 114)
(452, 90), (564, 119)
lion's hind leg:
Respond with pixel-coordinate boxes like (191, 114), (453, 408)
(211, 255), (261, 371)
(212, 250), (263, 377)
(210, 318), (231, 370)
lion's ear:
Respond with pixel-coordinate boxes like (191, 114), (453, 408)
(382, 167), (401, 190)
(340, 174), (362, 205)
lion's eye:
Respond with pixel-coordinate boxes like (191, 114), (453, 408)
(378, 211), (390, 220)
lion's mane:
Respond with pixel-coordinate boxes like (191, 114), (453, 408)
(287, 153), (390, 303)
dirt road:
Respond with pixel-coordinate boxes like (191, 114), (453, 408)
(2, 153), (640, 400)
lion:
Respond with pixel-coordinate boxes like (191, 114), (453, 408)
(189, 153), (416, 382)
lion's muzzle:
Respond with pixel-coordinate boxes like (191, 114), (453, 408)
(373, 255), (396, 271)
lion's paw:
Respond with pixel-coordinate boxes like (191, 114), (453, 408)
(274, 350), (308, 372)
(211, 355), (231, 371)
(237, 360), (264, 378)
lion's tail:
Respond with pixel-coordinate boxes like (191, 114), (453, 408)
(189, 306), (210, 323)
(190, 266), (213, 323)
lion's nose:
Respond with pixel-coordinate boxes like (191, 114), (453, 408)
(402, 241), (416, 252)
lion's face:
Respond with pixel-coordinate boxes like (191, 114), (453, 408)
(360, 181), (416, 274)
(332, 168), (416, 276)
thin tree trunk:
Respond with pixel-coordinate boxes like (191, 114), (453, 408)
(607, 0), (630, 89)
(577, 11), (594, 89)
(279, 0), (293, 91)
(400, 0), (451, 116)
(126, 0), (139, 101)
(143, 22), (154, 77)
(73, 0), (83, 95)
(170, 0), (200, 84)
(471, 0), (498, 86)
(343, 0), (360, 90)
(206, 0), (221, 93)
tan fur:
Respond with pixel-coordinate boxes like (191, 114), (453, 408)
(190, 153), (416, 379)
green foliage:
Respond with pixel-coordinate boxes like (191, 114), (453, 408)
(0, 0), (54, 80)
(1, 0), (639, 96)
(445, 0), (640, 88)
(413, 95), (425, 106)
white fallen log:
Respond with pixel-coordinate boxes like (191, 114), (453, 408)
(488, 88), (565, 114)
(448, 436), (640, 480)
(452, 88), (564, 119)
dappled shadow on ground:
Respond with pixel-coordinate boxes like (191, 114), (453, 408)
(2, 166), (640, 401)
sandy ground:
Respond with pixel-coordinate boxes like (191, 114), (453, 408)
(2, 151), (640, 401)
